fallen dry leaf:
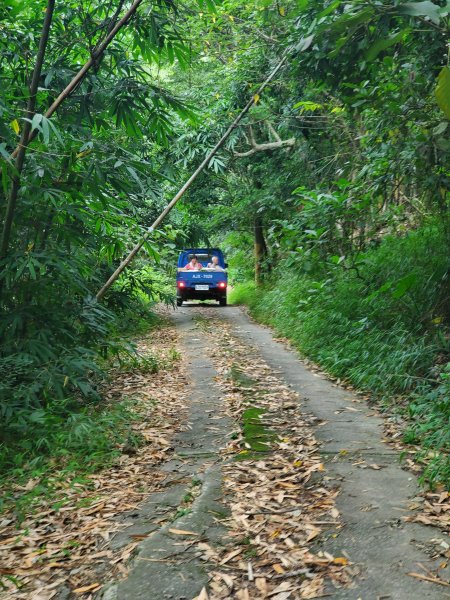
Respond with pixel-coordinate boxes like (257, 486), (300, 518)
(0, 312), (190, 599)
(73, 583), (102, 594)
(168, 528), (198, 536)
(407, 572), (450, 587)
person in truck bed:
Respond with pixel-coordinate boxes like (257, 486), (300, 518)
(207, 255), (225, 271)
(184, 255), (203, 271)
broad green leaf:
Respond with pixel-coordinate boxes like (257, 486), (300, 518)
(126, 166), (144, 189)
(435, 66), (450, 120)
(205, 0), (217, 12)
(297, 34), (314, 52)
(379, 281), (393, 293)
(330, 255), (345, 264)
(318, 0), (341, 18)
(0, 143), (12, 162)
(31, 113), (43, 133)
(365, 29), (410, 61)
(398, 1), (441, 24)
(293, 100), (323, 112)
(329, 7), (374, 33)
(41, 116), (49, 144)
(328, 34), (350, 58)
(28, 259), (36, 280)
(47, 118), (62, 143)
(391, 273), (417, 299)
(439, 0), (450, 16)
(433, 121), (448, 135)
(197, 0), (216, 12)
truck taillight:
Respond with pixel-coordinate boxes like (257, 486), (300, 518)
(218, 282), (227, 289)
(178, 281), (186, 288)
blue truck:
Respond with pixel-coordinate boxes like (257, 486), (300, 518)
(176, 248), (228, 306)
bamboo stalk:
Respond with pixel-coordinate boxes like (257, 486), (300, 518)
(95, 50), (289, 301)
(10, 0), (145, 160)
(2, 0), (146, 263)
(0, 0), (56, 260)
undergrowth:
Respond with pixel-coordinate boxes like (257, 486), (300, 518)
(230, 226), (450, 488)
(0, 292), (172, 516)
(0, 398), (142, 518)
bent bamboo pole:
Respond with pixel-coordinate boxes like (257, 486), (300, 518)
(10, 0), (145, 160)
(2, 0), (145, 262)
(95, 51), (289, 301)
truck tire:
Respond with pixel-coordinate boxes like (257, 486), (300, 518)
(219, 297), (227, 307)
(176, 297), (183, 307)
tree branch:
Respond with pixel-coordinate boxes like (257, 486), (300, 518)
(234, 123), (295, 157)
(267, 121), (282, 143)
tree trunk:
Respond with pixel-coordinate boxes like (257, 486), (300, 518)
(254, 215), (267, 287)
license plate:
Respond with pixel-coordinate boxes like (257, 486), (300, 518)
(195, 285), (209, 291)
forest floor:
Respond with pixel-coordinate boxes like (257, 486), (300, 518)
(1, 305), (449, 600)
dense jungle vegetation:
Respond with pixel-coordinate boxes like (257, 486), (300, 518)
(0, 0), (449, 499)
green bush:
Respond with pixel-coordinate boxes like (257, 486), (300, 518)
(231, 225), (449, 488)
(229, 281), (262, 306)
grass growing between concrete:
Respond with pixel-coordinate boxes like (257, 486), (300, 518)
(229, 364), (278, 459)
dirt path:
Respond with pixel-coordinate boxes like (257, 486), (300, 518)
(99, 304), (449, 600)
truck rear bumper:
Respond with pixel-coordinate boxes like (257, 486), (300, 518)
(178, 288), (226, 301)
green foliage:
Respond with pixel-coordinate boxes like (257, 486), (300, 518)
(1, 0), (449, 500)
(229, 281), (261, 305)
(405, 364), (450, 486)
(0, 0), (194, 496)
(436, 66), (450, 120)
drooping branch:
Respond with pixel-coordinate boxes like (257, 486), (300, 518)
(234, 123), (295, 157)
(95, 52), (291, 301)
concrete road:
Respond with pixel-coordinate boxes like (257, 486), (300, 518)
(100, 304), (448, 600)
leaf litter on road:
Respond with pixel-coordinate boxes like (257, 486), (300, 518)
(2, 306), (448, 599)
(189, 309), (355, 598)
(0, 315), (189, 599)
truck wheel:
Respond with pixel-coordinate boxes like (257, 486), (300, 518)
(219, 297), (227, 307)
(176, 297), (183, 307)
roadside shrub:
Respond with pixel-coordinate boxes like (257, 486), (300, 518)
(229, 281), (262, 306)
(0, 278), (161, 508)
